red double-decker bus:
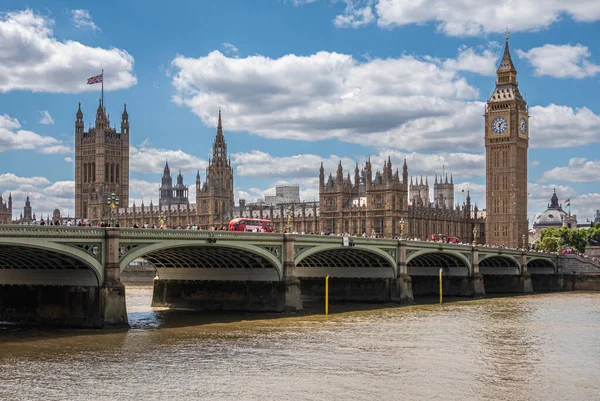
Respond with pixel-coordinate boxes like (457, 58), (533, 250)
(229, 218), (275, 232)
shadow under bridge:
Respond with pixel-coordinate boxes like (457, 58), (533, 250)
(121, 244), (282, 281)
(294, 246), (396, 278)
(0, 244), (102, 286)
(407, 251), (471, 276)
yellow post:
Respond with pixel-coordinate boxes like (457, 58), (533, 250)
(439, 268), (443, 304)
(325, 275), (329, 315)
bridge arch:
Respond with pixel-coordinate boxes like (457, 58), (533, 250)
(478, 255), (521, 275)
(119, 241), (283, 281)
(0, 242), (103, 286)
(406, 250), (471, 276)
(527, 258), (557, 275)
(294, 244), (396, 278)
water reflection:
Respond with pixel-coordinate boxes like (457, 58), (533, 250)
(0, 288), (599, 401)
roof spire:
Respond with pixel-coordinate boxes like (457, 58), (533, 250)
(217, 107), (222, 134)
(497, 29), (517, 84)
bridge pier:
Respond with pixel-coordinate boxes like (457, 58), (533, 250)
(100, 229), (128, 327)
(471, 248), (485, 298)
(392, 243), (414, 304)
(520, 254), (533, 294)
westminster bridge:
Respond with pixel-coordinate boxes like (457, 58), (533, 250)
(0, 225), (591, 328)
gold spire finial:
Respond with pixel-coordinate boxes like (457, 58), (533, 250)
(505, 27), (509, 41)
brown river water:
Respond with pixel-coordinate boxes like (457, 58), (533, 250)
(1, 287), (599, 401)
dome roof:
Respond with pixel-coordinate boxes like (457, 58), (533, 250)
(534, 208), (566, 227)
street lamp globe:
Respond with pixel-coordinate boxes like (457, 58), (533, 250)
(473, 226), (478, 245)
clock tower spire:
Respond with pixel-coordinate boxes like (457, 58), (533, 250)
(485, 32), (529, 248)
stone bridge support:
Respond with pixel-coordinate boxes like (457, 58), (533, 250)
(391, 242), (414, 304)
(101, 229), (128, 327)
(283, 235), (303, 311)
(471, 247), (485, 298)
(520, 254), (533, 294)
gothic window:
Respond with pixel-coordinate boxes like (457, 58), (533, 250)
(110, 163), (114, 183)
(392, 196), (396, 210)
(92, 163), (95, 182)
(105, 163), (109, 182)
(84, 163), (88, 183)
(116, 164), (120, 183)
(376, 195), (383, 208)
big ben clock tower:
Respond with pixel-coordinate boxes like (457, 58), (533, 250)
(485, 31), (529, 248)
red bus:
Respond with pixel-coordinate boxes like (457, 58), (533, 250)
(229, 218), (275, 232)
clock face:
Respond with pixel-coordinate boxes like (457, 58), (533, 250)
(491, 116), (508, 135)
(519, 117), (527, 135)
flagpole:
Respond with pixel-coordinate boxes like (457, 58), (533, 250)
(101, 69), (104, 108)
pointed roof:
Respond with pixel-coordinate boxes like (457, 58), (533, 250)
(497, 29), (516, 74)
(163, 160), (170, 174)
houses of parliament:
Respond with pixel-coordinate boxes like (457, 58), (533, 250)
(1, 34), (528, 247)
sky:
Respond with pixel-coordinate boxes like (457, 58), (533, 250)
(1, 0), (599, 224)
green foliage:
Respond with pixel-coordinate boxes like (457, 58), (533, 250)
(537, 224), (600, 253)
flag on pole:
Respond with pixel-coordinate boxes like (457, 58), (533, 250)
(566, 202), (571, 208)
(564, 198), (570, 203)
(87, 74), (103, 85)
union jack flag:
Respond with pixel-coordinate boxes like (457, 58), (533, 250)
(87, 74), (103, 85)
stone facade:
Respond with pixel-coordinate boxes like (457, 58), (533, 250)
(114, 110), (239, 229)
(74, 100), (130, 223)
(159, 161), (189, 209)
(485, 33), (529, 248)
(318, 158), (484, 241)
(0, 193), (11, 224)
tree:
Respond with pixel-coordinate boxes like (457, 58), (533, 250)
(537, 227), (561, 252)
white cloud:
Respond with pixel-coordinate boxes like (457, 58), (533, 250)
(221, 42), (239, 57)
(130, 141), (207, 174)
(292, 0), (600, 36)
(529, 104), (600, 148)
(0, 175), (75, 219)
(64, 157), (74, 163)
(0, 173), (50, 187)
(44, 181), (74, 197)
(531, 160), (540, 167)
(232, 149), (485, 181)
(0, 114), (71, 153)
(333, 1), (375, 28)
(39, 110), (54, 125)
(373, 0), (600, 36)
(517, 44), (600, 78)
(0, 9), (136, 93)
(70, 9), (101, 32)
(438, 46), (498, 76)
(171, 49), (485, 152)
(539, 158), (600, 183)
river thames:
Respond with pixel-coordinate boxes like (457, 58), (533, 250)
(1, 287), (599, 401)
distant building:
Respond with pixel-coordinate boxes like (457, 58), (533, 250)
(13, 196), (36, 224)
(0, 193), (12, 224)
(159, 162), (189, 208)
(264, 185), (301, 205)
(319, 158), (483, 240)
(74, 100), (130, 222)
(595, 210), (600, 224)
(529, 190), (577, 244)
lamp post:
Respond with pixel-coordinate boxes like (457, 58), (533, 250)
(522, 233), (526, 249)
(473, 226), (478, 245)
(106, 193), (120, 227)
(159, 212), (166, 228)
(285, 208), (292, 233)
(399, 218), (405, 240)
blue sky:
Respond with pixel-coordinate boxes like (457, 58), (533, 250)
(1, 0), (599, 223)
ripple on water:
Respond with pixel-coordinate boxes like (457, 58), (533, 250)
(0, 288), (599, 401)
